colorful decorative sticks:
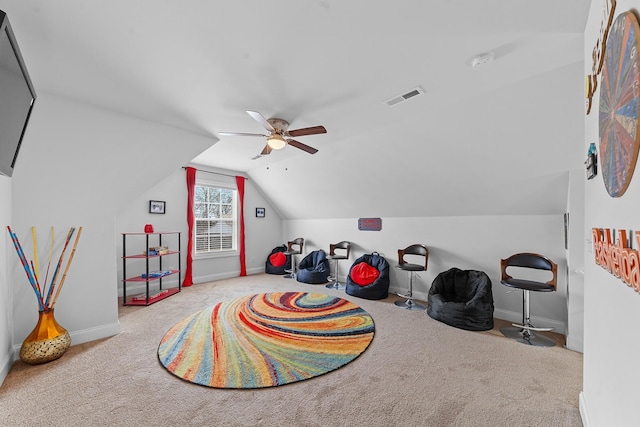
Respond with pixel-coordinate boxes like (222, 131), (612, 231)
(50, 227), (82, 309)
(7, 226), (44, 311)
(44, 227), (75, 308)
(42, 226), (54, 290)
(6, 226), (82, 310)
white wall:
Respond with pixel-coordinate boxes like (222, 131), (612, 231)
(581, 1), (640, 426)
(284, 214), (568, 332)
(115, 165), (283, 295)
(0, 175), (13, 384)
(8, 92), (213, 361)
(566, 169), (585, 352)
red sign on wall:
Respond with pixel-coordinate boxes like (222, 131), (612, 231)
(358, 218), (382, 231)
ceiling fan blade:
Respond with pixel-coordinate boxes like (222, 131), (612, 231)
(246, 110), (275, 133)
(260, 144), (272, 155)
(287, 125), (327, 137)
(287, 139), (318, 154)
(219, 132), (267, 137)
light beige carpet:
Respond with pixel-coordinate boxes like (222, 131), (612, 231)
(0, 274), (583, 427)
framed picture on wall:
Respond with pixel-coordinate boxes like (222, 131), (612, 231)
(149, 200), (166, 214)
(256, 207), (265, 218)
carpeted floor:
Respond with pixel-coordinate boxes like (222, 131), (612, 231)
(0, 273), (583, 426)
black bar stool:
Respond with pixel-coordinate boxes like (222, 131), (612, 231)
(499, 252), (557, 347)
(394, 244), (428, 310)
(283, 238), (304, 279)
(325, 241), (351, 290)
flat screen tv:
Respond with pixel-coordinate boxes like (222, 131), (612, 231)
(0, 10), (36, 177)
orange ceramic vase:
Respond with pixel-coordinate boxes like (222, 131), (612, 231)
(19, 309), (71, 365)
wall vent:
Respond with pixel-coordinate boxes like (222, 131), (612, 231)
(384, 86), (424, 107)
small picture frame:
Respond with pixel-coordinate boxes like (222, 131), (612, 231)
(149, 200), (166, 214)
(256, 207), (265, 218)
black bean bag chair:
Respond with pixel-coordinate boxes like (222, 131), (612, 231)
(265, 245), (291, 275)
(345, 252), (390, 300)
(296, 250), (330, 284)
(427, 268), (494, 331)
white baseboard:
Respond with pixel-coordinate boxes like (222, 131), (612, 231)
(492, 308), (566, 335)
(579, 391), (591, 427)
(0, 350), (12, 388)
(193, 267), (264, 284)
(68, 321), (121, 346)
(566, 335), (584, 353)
(247, 267), (265, 275)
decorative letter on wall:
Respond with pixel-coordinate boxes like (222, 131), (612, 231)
(592, 228), (640, 293)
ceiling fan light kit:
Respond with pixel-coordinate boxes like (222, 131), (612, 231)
(220, 110), (327, 156)
(267, 134), (286, 150)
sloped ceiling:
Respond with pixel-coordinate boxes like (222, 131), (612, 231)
(1, 1), (589, 219)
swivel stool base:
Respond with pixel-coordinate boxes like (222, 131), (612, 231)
(326, 281), (346, 290)
(394, 297), (426, 311)
(325, 258), (347, 290)
(500, 326), (556, 347)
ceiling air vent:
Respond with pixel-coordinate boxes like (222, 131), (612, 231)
(384, 86), (425, 107)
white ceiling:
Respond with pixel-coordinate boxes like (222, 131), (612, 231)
(1, 1), (590, 219)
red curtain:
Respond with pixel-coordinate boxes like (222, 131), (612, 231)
(236, 176), (247, 276)
(183, 167), (196, 287)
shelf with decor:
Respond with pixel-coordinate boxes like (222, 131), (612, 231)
(121, 231), (181, 306)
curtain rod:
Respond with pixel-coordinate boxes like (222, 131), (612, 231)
(182, 167), (248, 180)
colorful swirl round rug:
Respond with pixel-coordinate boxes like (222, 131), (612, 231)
(158, 292), (375, 388)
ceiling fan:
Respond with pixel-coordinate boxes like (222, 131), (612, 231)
(219, 110), (326, 155)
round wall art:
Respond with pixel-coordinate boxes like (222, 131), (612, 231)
(599, 11), (640, 198)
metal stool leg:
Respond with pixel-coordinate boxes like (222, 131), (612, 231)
(284, 254), (297, 279)
(326, 258), (345, 290)
(500, 289), (555, 347)
(395, 271), (426, 310)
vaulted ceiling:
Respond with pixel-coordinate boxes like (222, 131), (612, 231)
(2, 1), (590, 219)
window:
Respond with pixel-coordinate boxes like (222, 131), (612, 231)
(194, 183), (237, 255)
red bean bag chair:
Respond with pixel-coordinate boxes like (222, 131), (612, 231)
(265, 245), (291, 275)
(345, 252), (390, 300)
